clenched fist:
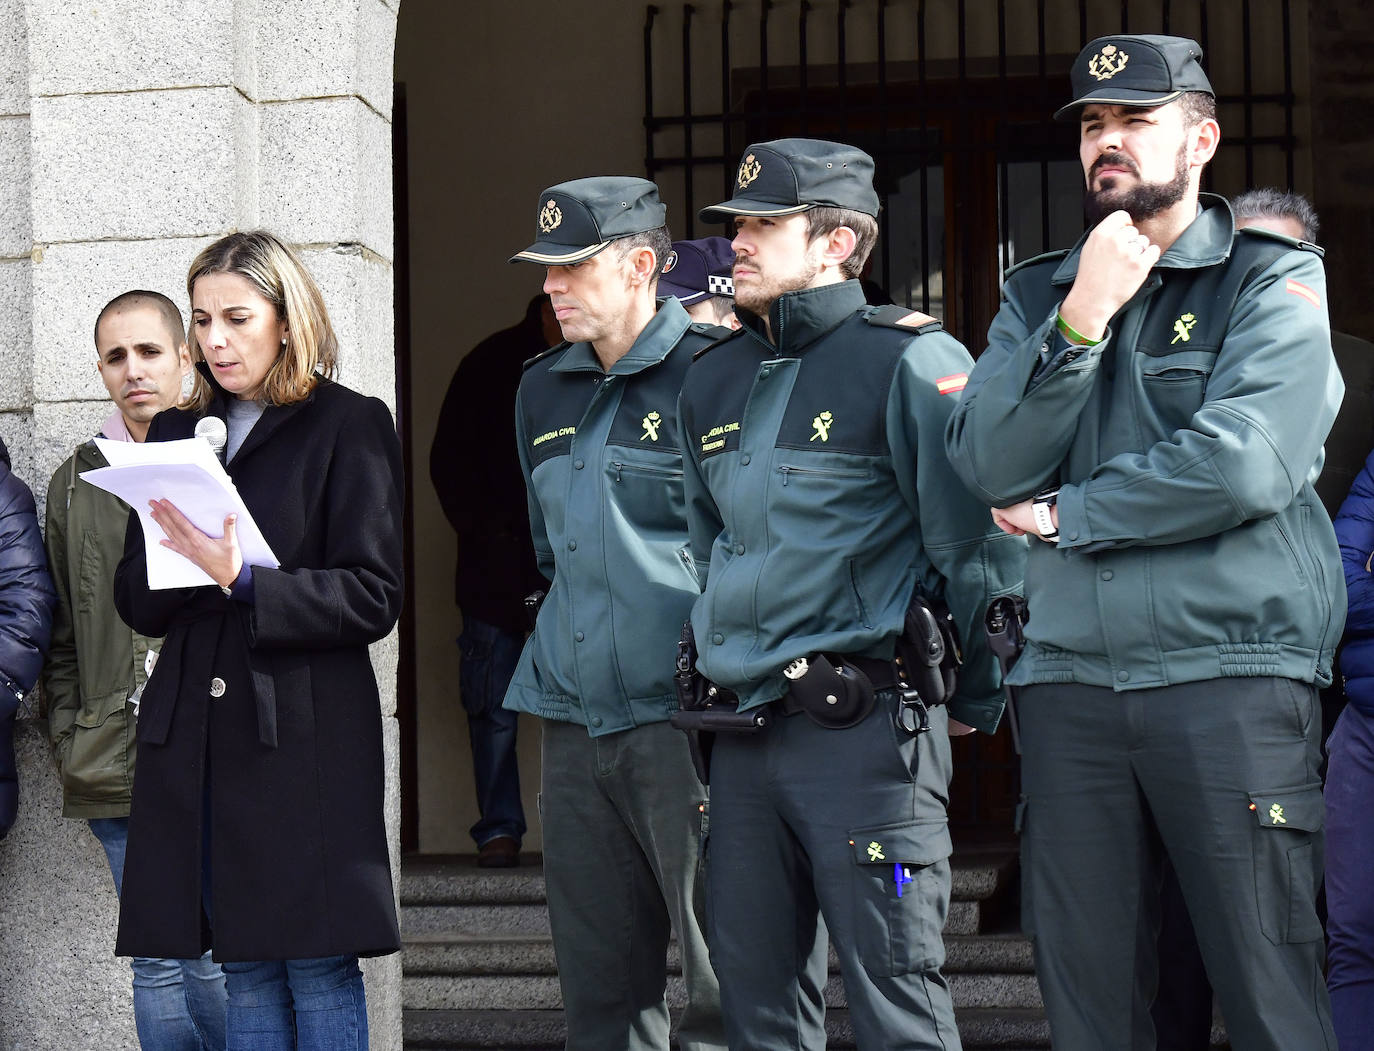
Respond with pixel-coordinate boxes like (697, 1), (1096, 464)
(1059, 210), (1161, 341)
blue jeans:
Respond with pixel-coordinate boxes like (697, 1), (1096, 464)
(221, 957), (367, 1051)
(89, 817), (228, 1051)
(1326, 703), (1374, 1048)
(458, 618), (526, 847)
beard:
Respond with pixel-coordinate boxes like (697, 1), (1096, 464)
(1084, 142), (1190, 225)
(732, 253), (822, 317)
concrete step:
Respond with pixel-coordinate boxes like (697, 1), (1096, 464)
(399, 847), (1019, 941)
(402, 1006), (1053, 1050)
(404, 968), (1043, 1012)
(400, 896), (987, 940)
(402, 932), (1035, 979)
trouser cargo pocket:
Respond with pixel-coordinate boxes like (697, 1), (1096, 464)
(847, 817), (952, 976)
(1247, 783), (1324, 945)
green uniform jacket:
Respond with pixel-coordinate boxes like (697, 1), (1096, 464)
(945, 196), (1346, 690)
(505, 298), (721, 736)
(677, 280), (1025, 733)
(41, 441), (160, 818)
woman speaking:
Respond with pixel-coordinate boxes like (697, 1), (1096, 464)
(114, 230), (403, 1050)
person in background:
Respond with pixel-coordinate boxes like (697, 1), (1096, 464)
(1328, 454), (1374, 1048)
(42, 289), (226, 1049)
(113, 231), (404, 1051)
(658, 237), (740, 330)
(429, 293), (555, 867)
(0, 434), (55, 840)
(1231, 188), (1374, 521)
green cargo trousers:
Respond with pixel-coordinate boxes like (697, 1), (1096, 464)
(540, 718), (725, 1051)
(1018, 677), (1335, 1051)
(706, 693), (960, 1051)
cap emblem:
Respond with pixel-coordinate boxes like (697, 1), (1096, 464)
(662, 250), (678, 275)
(538, 199), (563, 233)
(737, 153), (762, 190)
(1089, 43), (1130, 81)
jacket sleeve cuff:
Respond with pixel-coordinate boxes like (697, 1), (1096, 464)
(1053, 482), (1091, 548)
(229, 562), (256, 603)
(1028, 308), (1111, 390)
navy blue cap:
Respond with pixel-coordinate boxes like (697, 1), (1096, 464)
(511, 177), (666, 265)
(658, 237), (735, 305)
(700, 139), (879, 223)
(1056, 35), (1214, 121)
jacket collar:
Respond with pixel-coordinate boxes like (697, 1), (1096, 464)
(739, 279), (868, 355)
(1051, 193), (1235, 287)
(192, 360), (317, 464)
(550, 297), (693, 376)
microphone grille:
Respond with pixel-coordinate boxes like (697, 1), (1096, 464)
(194, 415), (227, 452)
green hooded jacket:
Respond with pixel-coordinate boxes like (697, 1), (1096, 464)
(42, 441), (160, 818)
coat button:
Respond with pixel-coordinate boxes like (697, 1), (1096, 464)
(1117, 670), (1130, 683)
(574, 459), (585, 469)
(740, 454), (751, 466)
(735, 543), (745, 554)
(574, 631), (585, 642)
(591, 716), (603, 728)
(1101, 570), (1113, 581)
(712, 633), (724, 645)
(209, 677), (226, 698)
(568, 539), (577, 551)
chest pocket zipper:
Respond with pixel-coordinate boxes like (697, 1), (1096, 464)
(612, 460), (683, 482)
(777, 464), (870, 486)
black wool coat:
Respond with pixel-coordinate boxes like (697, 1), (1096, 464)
(113, 375), (404, 962)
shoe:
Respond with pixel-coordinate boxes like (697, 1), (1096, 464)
(477, 836), (520, 868)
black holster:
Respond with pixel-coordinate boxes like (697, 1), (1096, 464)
(669, 620), (765, 785)
(984, 595), (1029, 753)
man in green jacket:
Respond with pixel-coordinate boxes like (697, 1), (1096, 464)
(945, 36), (1340, 1050)
(678, 138), (1025, 1049)
(505, 178), (725, 1050)
(42, 290), (227, 1049)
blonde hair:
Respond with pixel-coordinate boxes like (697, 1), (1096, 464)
(185, 230), (338, 409)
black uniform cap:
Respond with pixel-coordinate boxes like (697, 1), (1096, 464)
(1055, 35), (1214, 121)
(699, 139), (879, 224)
(510, 177), (666, 265)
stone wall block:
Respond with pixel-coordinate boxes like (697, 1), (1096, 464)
(0, 261), (32, 411)
(0, 410), (34, 495)
(299, 244), (395, 407)
(32, 239), (214, 405)
(27, 0), (233, 97)
(0, 5), (26, 116)
(260, 100), (392, 258)
(0, 723), (138, 1051)
(0, 116), (30, 257)
(32, 89), (249, 243)
(32, 401), (117, 506)
(254, 0), (395, 115)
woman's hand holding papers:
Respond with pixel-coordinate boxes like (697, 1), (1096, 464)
(149, 498), (243, 589)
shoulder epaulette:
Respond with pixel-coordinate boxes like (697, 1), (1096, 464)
(1004, 248), (1071, 280)
(691, 326), (747, 361)
(522, 341), (570, 372)
(863, 303), (943, 334)
(688, 321), (732, 339)
(1235, 225), (1325, 258)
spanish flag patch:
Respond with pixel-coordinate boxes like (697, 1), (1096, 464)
(936, 373), (968, 395)
(1285, 279), (1321, 307)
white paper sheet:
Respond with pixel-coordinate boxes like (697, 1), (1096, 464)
(81, 436), (280, 590)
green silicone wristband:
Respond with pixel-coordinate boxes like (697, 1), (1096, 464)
(1056, 311), (1103, 347)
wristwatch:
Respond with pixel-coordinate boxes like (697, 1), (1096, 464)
(1032, 487), (1061, 542)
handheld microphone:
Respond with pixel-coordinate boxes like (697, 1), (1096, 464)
(194, 416), (227, 462)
